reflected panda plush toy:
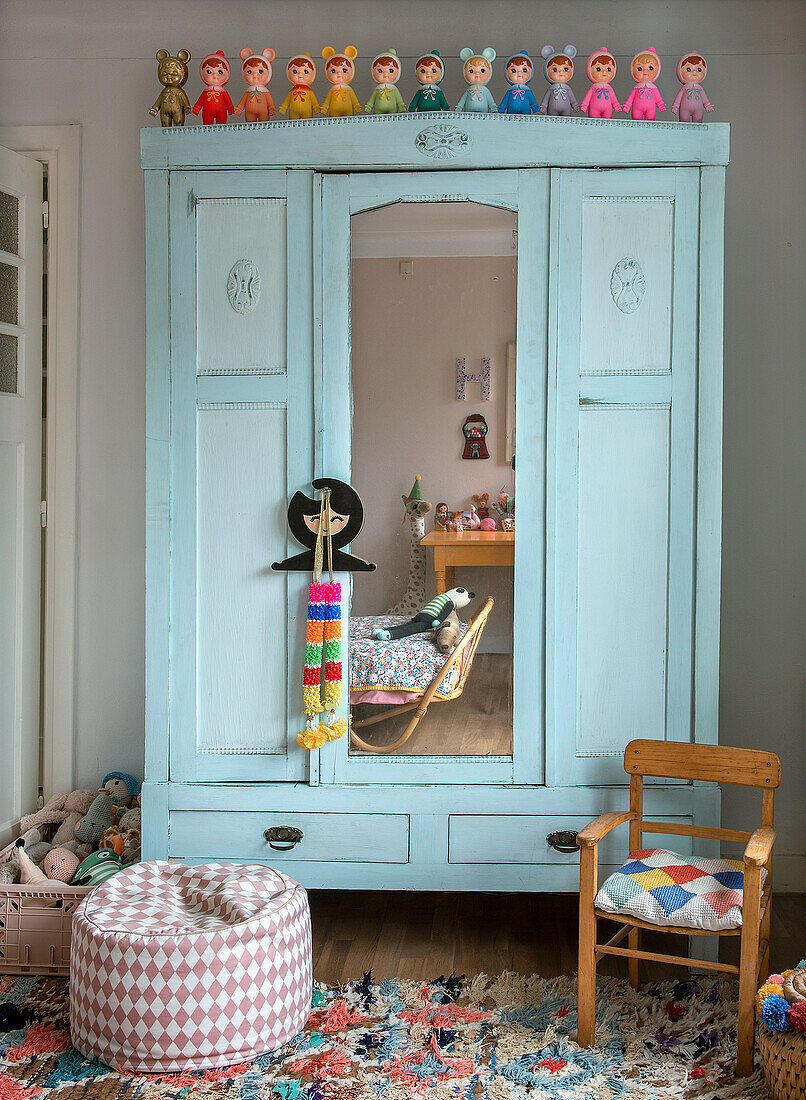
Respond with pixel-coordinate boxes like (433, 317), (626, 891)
(371, 587), (474, 641)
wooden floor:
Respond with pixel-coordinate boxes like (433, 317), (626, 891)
(310, 889), (806, 985)
(350, 652), (513, 756)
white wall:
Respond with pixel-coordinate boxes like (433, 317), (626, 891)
(1, 0), (804, 880)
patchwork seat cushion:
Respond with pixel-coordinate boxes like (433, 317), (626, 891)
(595, 848), (768, 932)
(70, 861), (312, 1073)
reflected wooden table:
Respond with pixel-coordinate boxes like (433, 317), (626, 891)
(420, 529), (515, 593)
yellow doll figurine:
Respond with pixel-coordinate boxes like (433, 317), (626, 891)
(278, 54), (320, 119)
(320, 46), (361, 116)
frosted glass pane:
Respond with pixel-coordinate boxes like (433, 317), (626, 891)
(0, 263), (18, 325)
(0, 333), (17, 393)
(0, 192), (19, 255)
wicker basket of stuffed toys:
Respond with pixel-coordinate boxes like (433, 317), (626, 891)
(756, 964), (806, 1099)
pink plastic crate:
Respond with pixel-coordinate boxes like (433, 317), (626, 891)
(0, 882), (91, 976)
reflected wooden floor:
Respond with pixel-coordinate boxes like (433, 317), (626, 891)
(350, 653), (513, 756)
(310, 890), (806, 985)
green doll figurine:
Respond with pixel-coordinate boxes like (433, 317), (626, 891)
(364, 49), (407, 114)
(408, 51), (450, 112)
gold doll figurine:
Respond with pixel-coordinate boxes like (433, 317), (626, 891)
(149, 49), (192, 126)
(319, 46), (361, 116)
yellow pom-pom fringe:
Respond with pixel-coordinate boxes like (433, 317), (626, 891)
(298, 725), (329, 750)
(755, 983), (784, 1012)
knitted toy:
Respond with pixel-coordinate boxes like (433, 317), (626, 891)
(75, 791), (116, 846)
(320, 46), (361, 117)
(101, 772), (141, 815)
(498, 52), (539, 115)
(434, 609), (462, 653)
(623, 48), (666, 120)
(671, 53), (713, 122)
(298, 489), (347, 749)
(14, 840), (58, 904)
(71, 849), (123, 887)
(43, 847), (80, 883)
(408, 51), (450, 112)
(100, 807), (141, 864)
(17, 788), (96, 854)
(364, 50), (406, 114)
(372, 587), (474, 641)
(580, 47), (621, 118)
(455, 48), (497, 113)
(539, 45), (579, 116)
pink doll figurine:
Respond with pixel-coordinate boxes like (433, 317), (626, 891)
(320, 46), (361, 116)
(233, 48), (276, 123)
(278, 54), (320, 119)
(192, 51), (235, 125)
(455, 47), (497, 112)
(498, 51), (539, 114)
(671, 54), (714, 122)
(580, 47), (621, 118)
(623, 48), (666, 120)
(364, 50), (407, 114)
(539, 45), (579, 116)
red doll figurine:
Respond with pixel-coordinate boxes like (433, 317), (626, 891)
(192, 51), (235, 125)
(233, 47), (277, 123)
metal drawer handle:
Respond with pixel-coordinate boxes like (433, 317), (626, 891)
(546, 830), (580, 854)
(264, 826), (303, 852)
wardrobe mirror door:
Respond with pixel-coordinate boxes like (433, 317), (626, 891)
(348, 201), (516, 759)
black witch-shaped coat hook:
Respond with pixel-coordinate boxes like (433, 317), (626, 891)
(272, 477), (376, 573)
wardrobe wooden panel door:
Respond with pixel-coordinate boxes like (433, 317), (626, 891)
(548, 169), (699, 786)
(168, 170), (314, 782)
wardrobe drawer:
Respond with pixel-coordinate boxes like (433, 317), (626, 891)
(448, 815), (691, 865)
(169, 811), (410, 864)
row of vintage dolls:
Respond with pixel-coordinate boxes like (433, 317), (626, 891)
(150, 46), (713, 128)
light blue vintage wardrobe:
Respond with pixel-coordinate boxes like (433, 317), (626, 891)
(141, 114), (728, 889)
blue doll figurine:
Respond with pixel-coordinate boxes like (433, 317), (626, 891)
(498, 51), (539, 115)
(539, 45), (579, 115)
(408, 51), (450, 112)
(455, 47), (497, 112)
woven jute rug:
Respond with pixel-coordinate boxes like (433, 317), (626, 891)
(0, 971), (768, 1098)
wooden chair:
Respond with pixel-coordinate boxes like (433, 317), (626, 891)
(577, 739), (781, 1077)
(349, 596), (494, 755)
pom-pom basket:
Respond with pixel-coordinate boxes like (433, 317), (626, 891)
(757, 1025), (806, 1100)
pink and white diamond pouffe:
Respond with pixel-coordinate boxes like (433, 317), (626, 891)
(69, 860), (312, 1073)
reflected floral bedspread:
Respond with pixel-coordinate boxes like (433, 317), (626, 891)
(350, 615), (467, 699)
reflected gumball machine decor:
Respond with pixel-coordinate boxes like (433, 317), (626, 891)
(462, 413), (490, 459)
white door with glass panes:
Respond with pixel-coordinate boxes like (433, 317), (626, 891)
(0, 144), (43, 834)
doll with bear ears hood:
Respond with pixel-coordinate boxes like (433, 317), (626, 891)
(279, 54), (321, 119)
(671, 53), (713, 122)
(498, 51), (539, 115)
(364, 50), (407, 114)
(539, 45), (579, 116)
(623, 47), (666, 120)
(233, 48), (277, 122)
(320, 46), (362, 116)
(455, 48), (498, 112)
(150, 49), (191, 126)
(580, 47), (621, 118)
(192, 51), (235, 125)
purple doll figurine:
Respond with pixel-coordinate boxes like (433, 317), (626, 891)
(623, 48), (666, 120)
(498, 51), (539, 115)
(539, 45), (579, 116)
(671, 53), (714, 122)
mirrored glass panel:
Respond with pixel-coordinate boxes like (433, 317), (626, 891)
(349, 201), (516, 757)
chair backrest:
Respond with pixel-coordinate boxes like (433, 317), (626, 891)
(623, 739), (782, 851)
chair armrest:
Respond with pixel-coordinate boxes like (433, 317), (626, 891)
(743, 825), (776, 867)
(577, 811), (636, 848)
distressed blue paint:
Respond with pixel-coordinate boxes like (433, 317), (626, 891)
(142, 123), (726, 888)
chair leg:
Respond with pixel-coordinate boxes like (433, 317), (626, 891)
(577, 846), (597, 1047)
(736, 864), (762, 1077)
(628, 927), (641, 990)
(759, 895), (772, 985)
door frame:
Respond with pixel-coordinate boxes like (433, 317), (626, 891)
(0, 125), (81, 799)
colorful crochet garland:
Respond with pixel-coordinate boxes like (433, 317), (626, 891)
(298, 490), (347, 749)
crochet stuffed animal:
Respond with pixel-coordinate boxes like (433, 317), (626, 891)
(100, 807), (141, 864)
(43, 847), (80, 883)
(18, 789), (96, 856)
(434, 610), (463, 653)
(75, 791), (116, 846)
(372, 587), (474, 641)
(71, 849), (123, 887)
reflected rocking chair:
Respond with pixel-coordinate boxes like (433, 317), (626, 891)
(349, 596), (494, 754)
